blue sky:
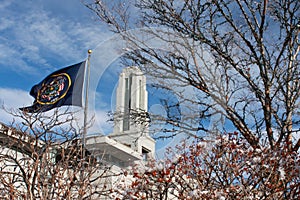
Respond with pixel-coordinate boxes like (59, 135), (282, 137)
(2, 0), (297, 156)
(0, 0), (132, 139)
(0, 0), (111, 121)
(0, 0), (182, 154)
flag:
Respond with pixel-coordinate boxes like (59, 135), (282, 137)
(20, 61), (86, 113)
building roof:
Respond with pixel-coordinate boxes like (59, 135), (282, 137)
(86, 135), (143, 168)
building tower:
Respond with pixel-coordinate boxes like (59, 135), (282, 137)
(110, 66), (155, 160)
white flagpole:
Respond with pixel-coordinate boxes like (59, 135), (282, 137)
(83, 49), (92, 149)
(79, 50), (92, 200)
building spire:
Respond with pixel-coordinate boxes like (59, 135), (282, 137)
(111, 66), (155, 159)
(113, 66), (148, 134)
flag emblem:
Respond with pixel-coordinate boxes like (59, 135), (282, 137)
(37, 73), (71, 105)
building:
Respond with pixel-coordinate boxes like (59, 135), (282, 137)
(0, 66), (155, 199)
(85, 66), (155, 167)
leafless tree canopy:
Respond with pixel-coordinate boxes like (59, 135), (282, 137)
(0, 109), (117, 199)
(86, 0), (300, 151)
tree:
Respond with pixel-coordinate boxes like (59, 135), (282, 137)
(0, 109), (120, 199)
(86, 0), (300, 151)
(116, 134), (299, 199)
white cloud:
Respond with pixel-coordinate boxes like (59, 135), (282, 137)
(0, 0), (11, 10)
(93, 109), (113, 135)
(0, 88), (32, 109)
(0, 18), (14, 31)
(0, 0), (110, 75)
(0, 43), (39, 74)
(0, 87), (33, 124)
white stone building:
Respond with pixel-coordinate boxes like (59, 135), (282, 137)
(0, 66), (155, 199)
(85, 66), (155, 167)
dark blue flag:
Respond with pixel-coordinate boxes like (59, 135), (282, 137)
(20, 61), (86, 113)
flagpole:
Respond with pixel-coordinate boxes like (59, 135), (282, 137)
(83, 49), (92, 149)
(79, 50), (92, 200)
